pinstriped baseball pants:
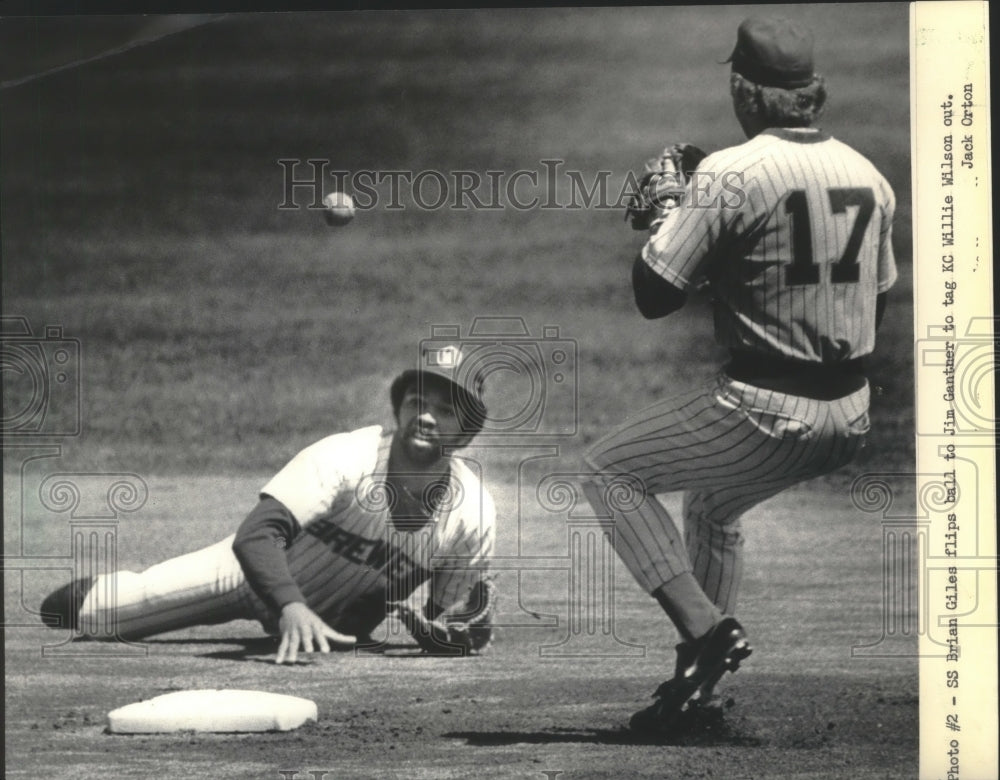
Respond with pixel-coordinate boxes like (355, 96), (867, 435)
(583, 374), (870, 613)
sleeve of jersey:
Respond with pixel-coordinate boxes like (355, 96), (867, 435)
(876, 176), (899, 293)
(429, 485), (496, 614)
(640, 153), (728, 291)
(232, 496), (305, 612)
(258, 433), (354, 527)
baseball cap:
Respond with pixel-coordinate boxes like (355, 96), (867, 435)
(390, 344), (488, 435)
(726, 17), (816, 89)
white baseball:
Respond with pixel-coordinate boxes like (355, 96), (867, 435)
(322, 191), (355, 225)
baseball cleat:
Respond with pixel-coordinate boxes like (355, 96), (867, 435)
(630, 682), (731, 736)
(630, 617), (751, 735)
(40, 577), (93, 631)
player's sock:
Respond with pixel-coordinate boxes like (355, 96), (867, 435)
(653, 572), (723, 643)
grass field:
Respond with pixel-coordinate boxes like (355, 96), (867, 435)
(3, 6), (915, 779)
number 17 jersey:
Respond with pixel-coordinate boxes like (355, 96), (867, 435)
(643, 127), (898, 363)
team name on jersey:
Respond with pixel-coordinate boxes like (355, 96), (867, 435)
(305, 518), (432, 583)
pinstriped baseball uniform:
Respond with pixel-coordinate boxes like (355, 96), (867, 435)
(585, 377), (871, 611)
(644, 127), (896, 360)
(263, 426), (494, 634)
(585, 126), (897, 614)
(77, 425), (495, 640)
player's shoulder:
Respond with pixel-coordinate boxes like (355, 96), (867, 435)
(260, 425), (385, 505)
(701, 131), (784, 170)
(706, 129), (893, 194)
(822, 135), (896, 205)
(823, 135), (889, 172)
(303, 424), (382, 451)
(694, 133), (791, 196)
(295, 425), (384, 473)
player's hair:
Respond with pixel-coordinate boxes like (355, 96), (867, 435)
(729, 71), (827, 128)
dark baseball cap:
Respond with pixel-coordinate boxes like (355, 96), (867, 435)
(726, 17), (816, 89)
(390, 343), (488, 435)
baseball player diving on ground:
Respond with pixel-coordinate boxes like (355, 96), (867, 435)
(41, 345), (498, 663)
(585, 17), (897, 735)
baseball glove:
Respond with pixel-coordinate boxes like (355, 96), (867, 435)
(395, 578), (497, 656)
(625, 142), (707, 231)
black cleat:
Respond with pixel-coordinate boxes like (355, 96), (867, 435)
(40, 577), (93, 631)
(630, 617), (751, 735)
(630, 679), (730, 736)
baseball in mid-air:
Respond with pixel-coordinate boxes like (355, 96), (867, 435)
(322, 191), (355, 226)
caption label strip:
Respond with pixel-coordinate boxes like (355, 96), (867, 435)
(913, 3), (996, 779)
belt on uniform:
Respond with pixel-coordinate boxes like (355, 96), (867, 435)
(724, 351), (868, 400)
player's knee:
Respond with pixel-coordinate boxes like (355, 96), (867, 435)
(689, 516), (744, 546)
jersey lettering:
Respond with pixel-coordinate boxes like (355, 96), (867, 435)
(782, 186), (875, 287)
(829, 187), (875, 283)
(783, 189), (818, 285)
(305, 518), (430, 582)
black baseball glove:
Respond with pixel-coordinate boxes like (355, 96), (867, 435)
(625, 142), (707, 231)
(395, 578), (497, 656)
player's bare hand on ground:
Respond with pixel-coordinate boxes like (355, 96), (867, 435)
(275, 602), (355, 664)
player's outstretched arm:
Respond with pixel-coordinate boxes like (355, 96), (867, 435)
(233, 496), (307, 611)
(275, 602), (356, 664)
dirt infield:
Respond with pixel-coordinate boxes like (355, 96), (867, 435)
(5, 479), (917, 779)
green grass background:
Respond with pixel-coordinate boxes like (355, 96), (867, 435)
(2, 5), (912, 482)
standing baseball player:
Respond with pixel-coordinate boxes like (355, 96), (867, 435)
(41, 345), (498, 662)
(584, 16), (897, 734)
